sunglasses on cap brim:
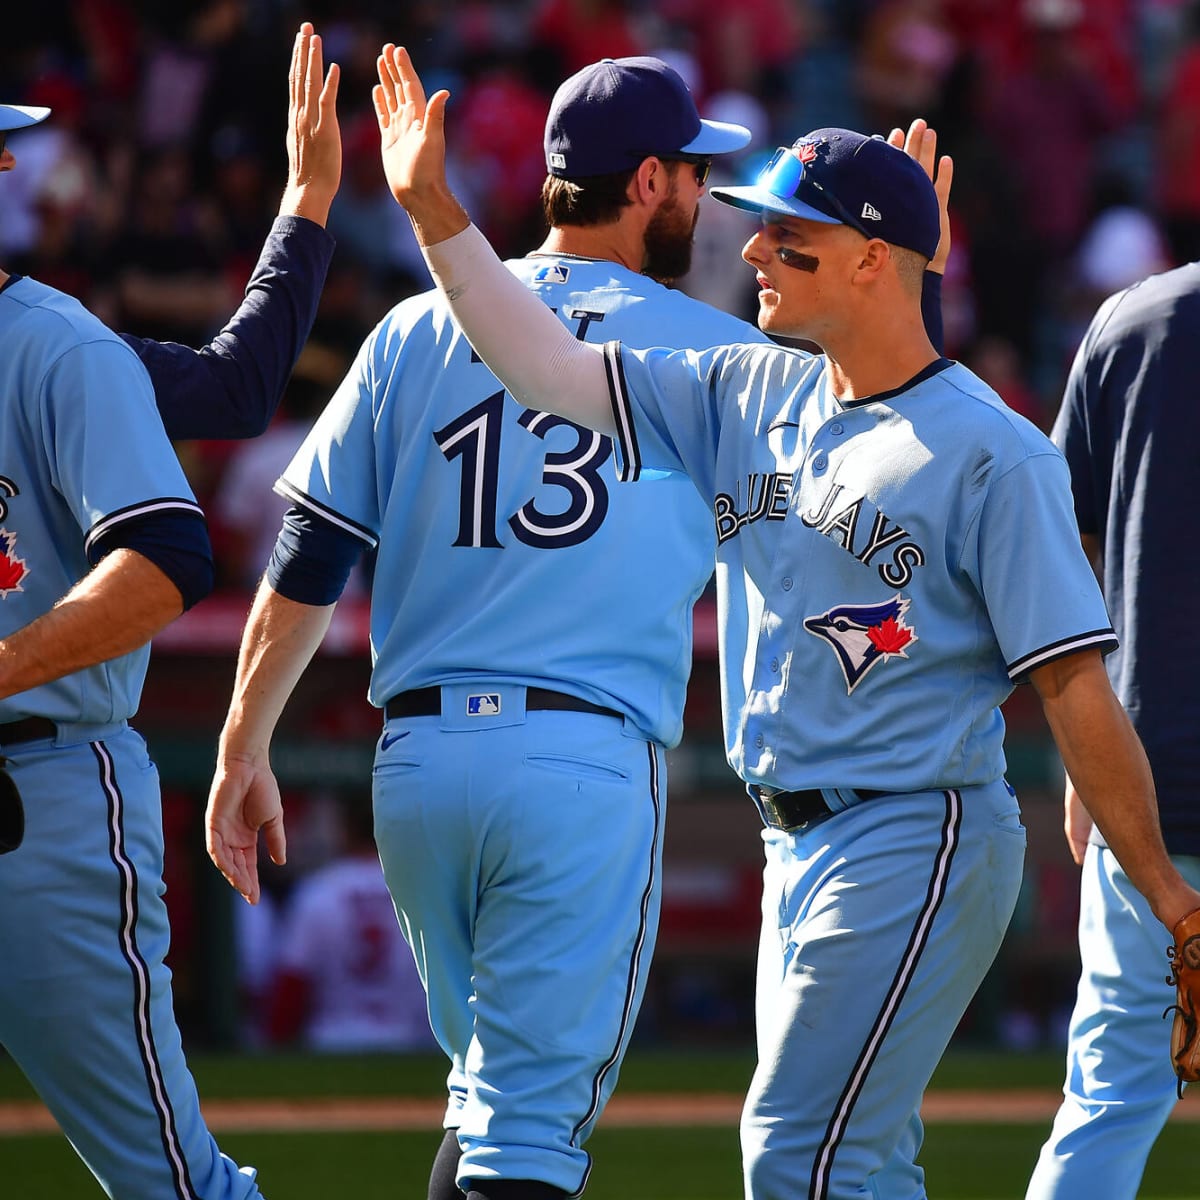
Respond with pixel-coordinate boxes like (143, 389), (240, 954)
(759, 146), (872, 239)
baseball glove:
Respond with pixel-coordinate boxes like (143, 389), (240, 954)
(0, 762), (23, 854)
(1167, 905), (1200, 1093)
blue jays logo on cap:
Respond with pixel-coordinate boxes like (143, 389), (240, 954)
(804, 595), (918, 694)
(467, 693), (502, 716)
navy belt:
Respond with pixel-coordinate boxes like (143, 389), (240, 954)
(0, 717), (56, 746)
(751, 785), (892, 832)
(385, 687), (621, 721)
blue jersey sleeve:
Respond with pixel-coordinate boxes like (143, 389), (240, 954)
(42, 337), (205, 541)
(275, 330), (384, 543)
(971, 449), (1116, 680)
(121, 215), (335, 440)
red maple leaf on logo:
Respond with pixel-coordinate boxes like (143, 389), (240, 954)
(796, 142), (818, 164)
(0, 532), (27, 595)
(867, 616), (913, 654)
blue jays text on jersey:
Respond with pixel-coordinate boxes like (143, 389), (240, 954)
(602, 340), (1116, 793)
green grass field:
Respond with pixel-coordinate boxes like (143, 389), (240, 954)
(1, 1049), (1194, 1198)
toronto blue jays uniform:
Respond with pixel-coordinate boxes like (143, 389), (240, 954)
(600, 340), (1114, 1199)
(0, 278), (261, 1198)
(1027, 265), (1200, 1199)
(275, 254), (769, 1194)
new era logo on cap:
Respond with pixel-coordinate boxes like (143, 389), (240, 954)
(862, 202), (882, 221)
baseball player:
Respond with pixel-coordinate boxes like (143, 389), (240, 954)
(0, 24), (339, 1199)
(377, 45), (1200, 1200)
(1025, 264), (1200, 1195)
(203, 56), (764, 1200)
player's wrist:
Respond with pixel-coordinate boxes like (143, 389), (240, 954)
(278, 183), (334, 228)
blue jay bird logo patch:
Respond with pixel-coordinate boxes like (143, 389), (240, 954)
(804, 595), (917, 694)
(533, 263), (571, 285)
(467, 693), (502, 716)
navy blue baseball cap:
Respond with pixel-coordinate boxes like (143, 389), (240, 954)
(0, 105), (50, 133)
(544, 57), (751, 179)
(710, 128), (940, 259)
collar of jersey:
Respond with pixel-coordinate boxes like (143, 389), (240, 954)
(836, 356), (954, 408)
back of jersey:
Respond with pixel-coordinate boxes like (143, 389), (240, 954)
(278, 256), (767, 747)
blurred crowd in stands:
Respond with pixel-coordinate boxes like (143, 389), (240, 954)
(4, 0), (1199, 588)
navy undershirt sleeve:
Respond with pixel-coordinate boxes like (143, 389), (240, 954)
(121, 215), (335, 440)
(89, 510), (214, 611)
(921, 270), (943, 356)
(267, 505), (363, 606)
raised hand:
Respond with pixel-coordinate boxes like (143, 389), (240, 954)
(888, 118), (953, 274)
(374, 43), (468, 245)
(281, 21), (341, 227)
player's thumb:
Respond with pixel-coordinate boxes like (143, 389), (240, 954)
(263, 813), (287, 867)
(425, 89), (450, 133)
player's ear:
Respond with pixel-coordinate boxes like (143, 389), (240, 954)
(631, 156), (668, 206)
(852, 238), (892, 284)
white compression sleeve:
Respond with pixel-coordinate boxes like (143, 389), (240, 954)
(422, 224), (615, 435)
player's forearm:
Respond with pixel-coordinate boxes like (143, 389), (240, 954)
(1033, 652), (1196, 928)
(422, 223), (615, 434)
(218, 581), (335, 766)
(0, 550), (182, 700)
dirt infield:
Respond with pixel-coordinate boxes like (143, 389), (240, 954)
(0, 1091), (1196, 1136)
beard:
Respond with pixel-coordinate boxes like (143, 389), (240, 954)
(643, 188), (699, 283)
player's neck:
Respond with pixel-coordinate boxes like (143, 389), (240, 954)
(824, 330), (940, 403)
(817, 282), (941, 402)
(534, 224), (643, 273)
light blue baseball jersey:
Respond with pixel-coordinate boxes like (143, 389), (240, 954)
(0, 277), (204, 723)
(601, 343), (1116, 790)
(278, 256), (770, 748)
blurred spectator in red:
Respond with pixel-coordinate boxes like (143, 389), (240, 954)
(1157, 3), (1200, 264)
(453, 51), (551, 257)
(945, 0), (1138, 122)
(267, 793), (436, 1053)
(855, 0), (960, 135)
(978, 0), (1124, 264)
(530, 0), (646, 77)
(656, 0), (803, 105)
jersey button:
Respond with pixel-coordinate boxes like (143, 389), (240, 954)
(782, 577), (793, 591)
(812, 453), (828, 472)
(830, 422), (844, 435)
(755, 734), (764, 749)
(770, 658), (779, 672)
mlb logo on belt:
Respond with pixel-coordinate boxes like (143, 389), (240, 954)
(467, 693), (502, 716)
